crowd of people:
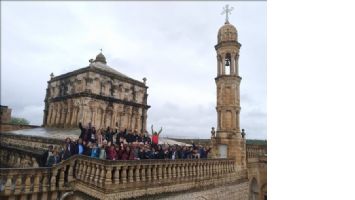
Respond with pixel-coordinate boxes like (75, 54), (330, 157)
(42, 123), (211, 167)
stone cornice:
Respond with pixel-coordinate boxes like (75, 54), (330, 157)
(49, 92), (151, 109)
(214, 41), (242, 50)
(48, 66), (148, 88)
(215, 75), (242, 81)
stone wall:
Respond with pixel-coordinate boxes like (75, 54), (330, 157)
(248, 156), (267, 200)
(0, 145), (41, 168)
(0, 106), (11, 123)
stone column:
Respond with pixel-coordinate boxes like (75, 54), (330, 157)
(221, 55), (226, 75)
(47, 106), (53, 126)
(231, 53), (236, 75)
(235, 54), (239, 76)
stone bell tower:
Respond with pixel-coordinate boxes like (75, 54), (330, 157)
(212, 6), (247, 170)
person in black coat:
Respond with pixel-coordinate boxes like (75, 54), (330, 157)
(41, 145), (53, 167)
(79, 122), (89, 143)
(62, 138), (75, 160)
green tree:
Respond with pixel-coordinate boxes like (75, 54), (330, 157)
(10, 117), (30, 125)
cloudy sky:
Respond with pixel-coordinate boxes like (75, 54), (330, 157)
(1, 1), (266, 139)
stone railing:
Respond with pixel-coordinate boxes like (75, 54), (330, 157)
(0, 157), (74, 200)
(1, 155), (247, 199)
(0, 132), (64, 153)
(246, 144), (267, 159)
(0, 144), (42, 168)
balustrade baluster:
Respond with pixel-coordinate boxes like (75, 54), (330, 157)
(141, 165), (146, 182)
(171, 164), (176, 178)
(217, 162), (221, 176)
(152, 165), (157, 181)
(78, 161), (83, 180)
(158, 164), (163, 180)
(94, 164), (100, 185)
(4, 174), (13, 195)
(121, 166), (127, 183)
(176, 164), (180, 179)
(146, 165), (151, 182)
(99, 165), (105, 186)
(135, 165), (141, 182)
(42, 174), (49, 192)
(90, 163), (96, 183)
(85, 163), (92, 182)
(14, 175), (22, 195)
(50, 168), (58, 190)
(195, 163), (199, 178)
(82, 161), (88, 181)
(33, 173), (40, 193)
(128, 166), (134, 183)
(228, 161), (231, 173)
(59, 167), (65, 188)
(210, 162), (214, 176)
(181, 163), (185, 178)
(186, 163), (190, 178)
(76, 161), (81, 179)
(24, 174), (31, 193)
(104, 166), (113, 185)
(167, 164), (171, 179)
(68, 163), (74, 182)
(113, 166), (120, 184)
(161, 164), (166, 179)
(225, 161), (228, 173)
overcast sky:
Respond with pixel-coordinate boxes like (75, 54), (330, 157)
(1, 1), (266, 139)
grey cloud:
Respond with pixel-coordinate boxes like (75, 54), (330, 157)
(1, 2), (266, 139)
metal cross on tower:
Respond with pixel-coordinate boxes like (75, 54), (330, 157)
(221, 4), (234, 23)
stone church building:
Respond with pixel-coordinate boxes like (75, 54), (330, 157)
(42, 53), (150, 132)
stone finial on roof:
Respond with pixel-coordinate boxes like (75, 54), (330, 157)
(95, 51), (107, 64)
(50, 73), (54, 79)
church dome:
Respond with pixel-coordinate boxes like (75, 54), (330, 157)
(95, 52), (107, 64)
(217, 22), (238, 43)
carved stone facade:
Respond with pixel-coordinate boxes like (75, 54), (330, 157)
(43, 53), (150, 132)
(212, 20), (247, 171)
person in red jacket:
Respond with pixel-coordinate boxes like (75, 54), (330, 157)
(107, 144), (117, 160)
(151, 125), (162, 146)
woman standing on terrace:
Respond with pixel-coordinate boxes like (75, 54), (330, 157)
(151, 125), (162, 146)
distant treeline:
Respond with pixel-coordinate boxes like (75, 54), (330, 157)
(169, 138), (267, 146)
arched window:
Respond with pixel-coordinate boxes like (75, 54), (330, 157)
(225, 53), (232, 75)
(250, 178), (259, 200)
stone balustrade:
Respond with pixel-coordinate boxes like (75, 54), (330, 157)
(0, 155), (247, 199)
(246, 144), (267, 159)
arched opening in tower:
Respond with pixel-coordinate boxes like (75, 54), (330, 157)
(225, 53), (232, 75)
